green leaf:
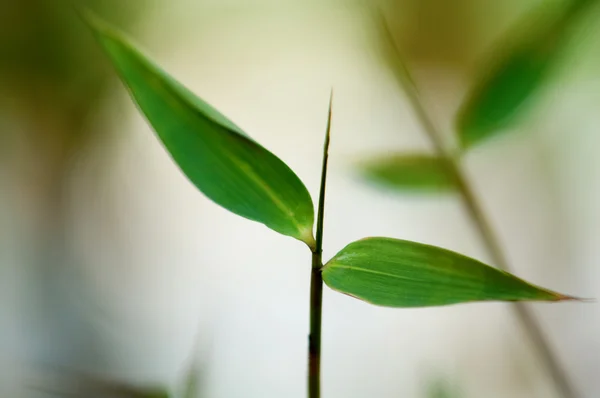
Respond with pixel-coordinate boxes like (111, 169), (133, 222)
(182, 358), (202, 398)
(75, 378), (170, 398)
(143, 391), (171, 398)
(360, 153), (456, 193)
(456, 0), (596, 149)
(426, 379), (460, 398)
(83, 12), (315, 246)
(322, 237), (574, 308)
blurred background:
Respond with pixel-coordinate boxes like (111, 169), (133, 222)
(1, 0), (600, 397)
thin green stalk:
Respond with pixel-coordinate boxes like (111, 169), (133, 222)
(308, 92), (333, 398)
(308, 252), (323, 398)
(376, 11), (578, 398)
(411, 90), (578, 398)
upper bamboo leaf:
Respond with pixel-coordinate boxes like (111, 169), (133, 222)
(322, 237), (573, 307)
(85, 13), (315, 246)
(360, 153), (456, 193)
(456, 0), (595, 149)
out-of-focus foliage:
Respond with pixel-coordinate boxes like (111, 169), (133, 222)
(180, 350), (205, 398)
(0, 0), (142, 152)
(426, 378), (460, 398)
(0, 0), (132, 90)
(456, 0), (599, 149)
(0, 1), (144, 396)
(0, 1), (144, 230)
(66, 378), (170, 398)
(86, 12), (317, 246)
(31, 370), (173, 398)
(360, 153), (456, 193)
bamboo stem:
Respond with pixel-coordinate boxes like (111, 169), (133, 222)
(308, 92), (333, 398)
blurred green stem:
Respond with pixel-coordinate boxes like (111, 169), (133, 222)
(409, 87), (578, 398)
(308, 93), (332, 398)
(378, 11), (578, 398)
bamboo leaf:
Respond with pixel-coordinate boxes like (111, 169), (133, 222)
(426, 379), (460, 398)
(84, 12), (315, 246)
(360, 153), (456, 193)
(70, 376), (170, 398)
(322, 237), (574, 308)
(181, 356), (203, 398)
(456, 0), (596, 149)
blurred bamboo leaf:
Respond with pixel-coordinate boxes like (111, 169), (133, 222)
(322, 237), (574, 307)
(181, 357), (202, 398)
(456, 0), (597, 149)
(183, 375), (199, 398)
(84, 12), (316, 246)
(0, 0), (142, 152)
(360, 153), (456, 193)
(426, 379), (460, 398)
(33, 373), (171, 398)
(127, 390), (170, 398)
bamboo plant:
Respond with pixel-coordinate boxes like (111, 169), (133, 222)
(361, 1), (598, 398)
(83, 11), (580, 398)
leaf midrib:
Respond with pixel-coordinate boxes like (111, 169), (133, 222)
(326, 263), (429, 284)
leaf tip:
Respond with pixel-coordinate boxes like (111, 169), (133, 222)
(538, 287), (589, 303)
(556, 293), (593, 303)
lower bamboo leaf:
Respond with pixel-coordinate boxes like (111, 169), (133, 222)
(360, 153), (456, 193)
(322, 237), (574, 307)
